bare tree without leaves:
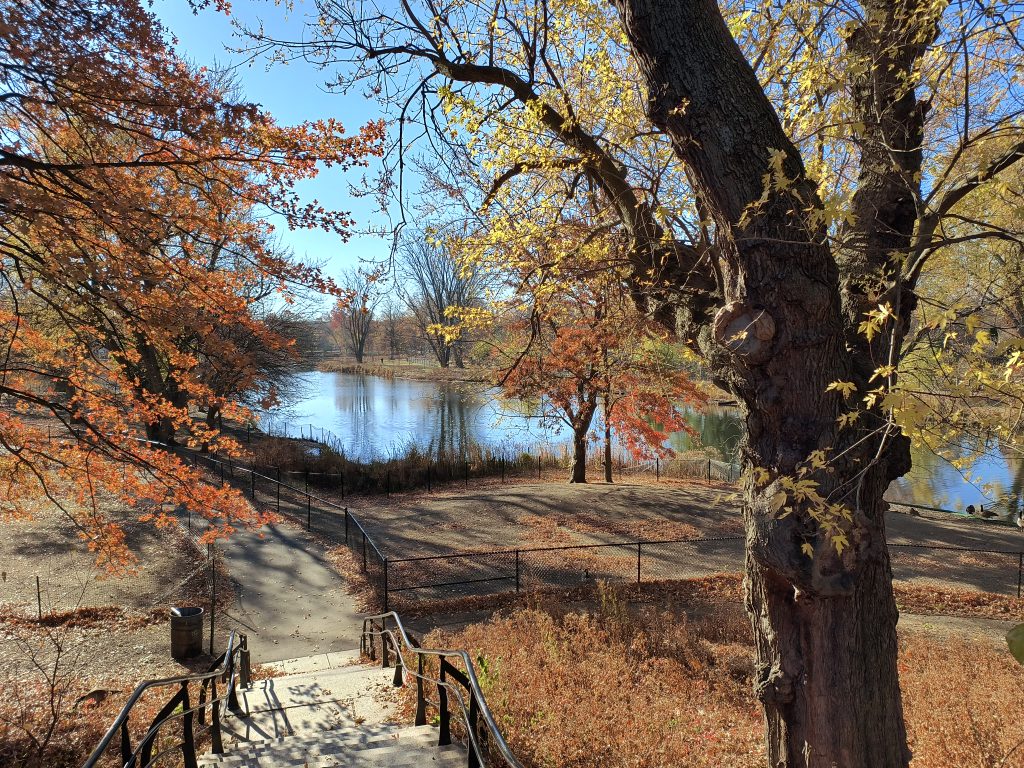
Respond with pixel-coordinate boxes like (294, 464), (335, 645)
(331, 268), (384, 363)
(398, 234), (482, 368)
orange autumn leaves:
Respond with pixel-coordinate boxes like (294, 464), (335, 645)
(0, 0), (383, 567)
(499, 268), (704, 468)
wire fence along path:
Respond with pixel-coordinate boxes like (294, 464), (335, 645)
(176, 448), (1024, 614)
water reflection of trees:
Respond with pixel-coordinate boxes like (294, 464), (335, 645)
(426, 386), (474, 459)
(888, 439), (1024, 516)
(666, 408), (743, 458)
(332, 374), (374, 456)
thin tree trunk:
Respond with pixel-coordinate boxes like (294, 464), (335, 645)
(569, 428), (587, 483)
(603, 394), (613, 483)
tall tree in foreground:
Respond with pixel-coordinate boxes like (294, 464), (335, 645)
(0, 0), (383, 567)
(244, 0), (1024, 763)
(610, 1), (1024, 765)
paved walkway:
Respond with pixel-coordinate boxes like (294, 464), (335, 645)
(216, 522), (362, 663)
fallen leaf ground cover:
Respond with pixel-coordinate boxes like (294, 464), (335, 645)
(406, 581), (1024, 768)
(0, 497), (233, 768)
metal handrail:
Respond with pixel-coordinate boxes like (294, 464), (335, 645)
(82, 631), (250, 768)
(361, 611), (523, 768)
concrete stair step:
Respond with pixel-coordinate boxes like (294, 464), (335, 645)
(221, 700), (386, 745)
(198, 726), (439, 766)
(241, 665), (395, 714)
(262, 650), (362, 676)
(195, 657), (464, 768)
(198, 725), (402, 766)
(222, 664), (399, 744)
(203, 741), (466, 768)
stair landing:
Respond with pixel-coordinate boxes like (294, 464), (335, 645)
(198, 650), (466, 768)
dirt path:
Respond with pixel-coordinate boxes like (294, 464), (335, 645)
(216, 521), (363, 663)
(296, 479), (1024, 609)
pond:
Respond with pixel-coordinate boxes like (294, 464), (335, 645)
(262, 370), (741, 461)
(261, 370), (1023, 517)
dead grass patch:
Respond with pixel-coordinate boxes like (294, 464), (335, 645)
(408, 582), (1024, 768)
(894, 582), (1024, 621)
(0, 605), (165, 630)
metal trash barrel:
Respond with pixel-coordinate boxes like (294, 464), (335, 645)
(170, 606), (204, 659)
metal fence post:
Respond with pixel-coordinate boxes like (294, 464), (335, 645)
(35, 575), (42, 620)
(209, 543), (216, 655)
(383, 558), (389, 612)
(414, 655), (427, 725)
(707, 458), (712, 483)
(438, 660), (451, 746)
(637, 542), (641, 583)
(656, 457), (659, 481)
(1018, 552), (1022, 598)
(538, 454), (541, 479)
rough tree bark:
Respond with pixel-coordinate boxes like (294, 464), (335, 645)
(612, 0), (931, 765)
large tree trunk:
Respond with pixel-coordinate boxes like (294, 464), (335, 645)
(613, 1), (922, 764)
(745, 466), (905, 767)
(568, 393), (599, 483)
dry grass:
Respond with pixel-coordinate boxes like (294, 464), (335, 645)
(407, 581), (1024, 768)
(246, 435), (539, 497)
(901, 634), (1024, 767)
(894, 582), (1024, 621)
(518, 511), (701, 547)
(318, 357), (489, 383)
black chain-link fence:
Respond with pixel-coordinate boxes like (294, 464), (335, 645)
(177, 447), (1024, 614)
(179, 449), (391, 608)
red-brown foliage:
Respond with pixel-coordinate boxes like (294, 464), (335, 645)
(0, 0), (384, 567)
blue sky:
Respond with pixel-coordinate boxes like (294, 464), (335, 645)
(154, 1), (394, 306)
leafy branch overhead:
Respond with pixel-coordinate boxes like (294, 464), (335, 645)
(0, 0), (384, 567)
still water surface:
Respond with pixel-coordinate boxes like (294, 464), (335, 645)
(264, 371), (1023, 517)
